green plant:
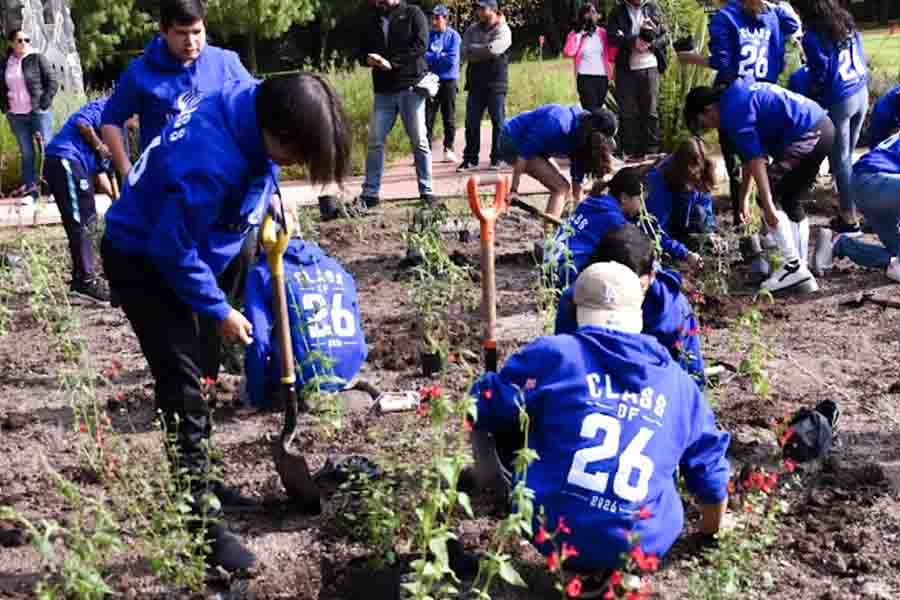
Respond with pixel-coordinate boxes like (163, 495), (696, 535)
(733, 305), (773, 400)
(341, 470), (402, 568)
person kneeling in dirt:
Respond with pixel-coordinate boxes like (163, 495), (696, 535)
(867, 84), (900, 149)
(685, 80), (834, 294)
(813, 131), (900, 283)
(502, 104), (618, 219)
(101, 74), (351, 573)
(243, 236), (368, 411)
(468, 260), (730, 577)
(555, 224), (707, 389)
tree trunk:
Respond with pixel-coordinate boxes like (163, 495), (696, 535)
(247, 30), (258, 74)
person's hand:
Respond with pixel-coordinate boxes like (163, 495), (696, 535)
(95, 143), (112, 159)
(686, 251), (704, 270)
(95, 172), (114, 196)
(635, 38), (651, 53)
(219, 308), (253, 345)
(367, 53), (391, 70)
(741, 201), (753, 227)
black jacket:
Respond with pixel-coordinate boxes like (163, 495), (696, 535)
(0, 52), (59, 113)
(359, 2), (428, 94)
(606, 0), (670, 74)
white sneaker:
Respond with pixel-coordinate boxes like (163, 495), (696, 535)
(761, 260), (818, 294)
(18, 195), (34, 207)
(813, 227), (834, 275)
(444, 148), (458, 163)
(887, 257), (900, 283)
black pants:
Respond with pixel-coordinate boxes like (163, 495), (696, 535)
(615, 65), (660, 155)
(425, 79), (458, 151)
(101, 238), (245, 489)
(463, 88), (506, 165)
(771, 116), (835, 223)
(718, 128), (743, 224)
(45, 156), (97, 285)
(576, 74), (609, 113)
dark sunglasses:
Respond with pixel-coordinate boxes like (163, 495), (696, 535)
(14, 38), (29, 44)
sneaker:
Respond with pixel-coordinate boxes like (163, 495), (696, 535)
(828, 215), (862, 238)
(70, 277), (110, 304)
(206, 524), (256, 573)
(456, 160), (478, 173)
(17, 195), (34, 207)
(749, 256), (770, 284)
(761, 260), (818, 294)
(887, 257), (900, 283)
(444, 148), (458, 163)
(488, 160), (509, 171)
(210, 482), (260, 513)
(355, 195), (379, 210)
(815, 399), (841, 435)
(812, 227), (835, 275)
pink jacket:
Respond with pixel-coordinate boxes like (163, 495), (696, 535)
(563, 27), (616, 81)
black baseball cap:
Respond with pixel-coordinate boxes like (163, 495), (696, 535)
(684, 86), (723, 133)
(590, 109), (618, 137)
(608, 167), (643, 198)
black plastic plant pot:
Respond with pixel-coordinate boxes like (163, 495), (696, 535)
(319, 194), (340, 221)
(458, 229), (471, 243)
(421, 351), (444, 377)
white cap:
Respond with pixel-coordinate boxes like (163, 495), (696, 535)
(574, 262), (644, 334)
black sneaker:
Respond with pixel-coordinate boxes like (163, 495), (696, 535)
(70, 277), (110, 304)
(456, 160), (478, 173)
(210, 482), (261, 513)
(828, 216), (862, 237)
(815, 400), (841, 434)
(206, 524), (256, 573)
(356, 195), (379, 209)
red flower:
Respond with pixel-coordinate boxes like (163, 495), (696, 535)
(702, 325), (712, 334)
(535, 527), (548, 544)
(687, 327), (700, 337)
(539, 35), (546, 46)
(637, 506), (652, 520)
(416, 402), (430, 417)
(200, 376), (216, 388)
(779, 427), (794, 447)
(673, 340), (684, 350)
(463, 418), (473, 432)
(547, 552), (560, 572)
(483, 388), (493, 400)
(629, 545), (645, 564)
(561, 542), (579, 561)
(783, 458), (797, 473)
(610, 570), (622, 586)
(556, 516), (572, 535)
(115, 391), (125, 403)
(79, 422), (87, 433)
(640, 554), (659, 572)
(566, 576), (583, 598)
(604, 585), (615, 600)
(727, 481), (735, 494)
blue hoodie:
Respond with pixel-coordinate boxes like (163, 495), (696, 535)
(547, 193), (627, 290)
(555, 269), (707, 389)
(46, 98), (109, 176)
(854, 131), (900, 177)
(503, 104), (588, 184)
(103, 80), (278, 321)
(868, 85), (900, 148)
(645, 158), (716, 262)
(788, 65), (811, 97)
(708, 0), (799, 85)
(426, 28), (461, 81)
(243, 239), (368, 409)
(802, 30), (867, 108)
(102, 35), (253, 151)
(720, 79), (827, 162)
(470, 326), (730, 570)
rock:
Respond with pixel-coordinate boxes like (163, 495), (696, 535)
(0, 522), (27, 548)
(848, 556), (872, 574)
(825, 552), (847, 576)
(837, 535), (863, 554)
(860, 581), (891, 600)
(1, 413), (27, 431)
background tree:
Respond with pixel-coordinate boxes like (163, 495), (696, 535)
(70, 0), (154, 72)
(206, 0), (319, 73)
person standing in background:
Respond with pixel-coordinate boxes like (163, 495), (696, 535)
(458, 0), (512, 172)
(564, 3), (615, 112)
(425, 4), (461, 164)
(0, 29), (59, 205)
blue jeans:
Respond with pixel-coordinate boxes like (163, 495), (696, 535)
(7, 110), (54, 190)
(463, 89), (506, 165)
(835, 171), (900, 268)
(828, 87), (869, 214)
(362, 89), (432, 199)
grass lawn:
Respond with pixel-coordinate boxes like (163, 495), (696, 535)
(862, 30), (900, 75)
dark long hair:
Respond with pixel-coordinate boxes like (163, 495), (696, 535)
(574, 109), (616, 181)
(662, 137), (716, 194)
(577, 3), (599, 32)
(796, 0), (856, 46)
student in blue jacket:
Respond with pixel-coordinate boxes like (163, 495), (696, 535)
(101, 0), (252, 179)
(500, 104), (617, 219)
(546, 167), (643, 290)
(677, 0), (800, 223)
(788, 64), (811, 97)
(44, 98), (117, 304)
(868, 85), (900, 149)
(685, 80), (833, 294)
(425, 5), (461, 164)
(469, 260), (729, 573)
(555, 224), (707, 389)
(244, 238), (368, 410)
(644, 137), (717, 266)
(814, 131), (900, 283)
(797, 0), (868, 236)
(101, 74), (351, 573)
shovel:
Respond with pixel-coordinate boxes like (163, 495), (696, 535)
(467, 174), (509, 373)
(507, 194), (564, 228)
(259, 214), (322, 514)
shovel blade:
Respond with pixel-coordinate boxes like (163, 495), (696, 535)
(273, 444), (322, 515)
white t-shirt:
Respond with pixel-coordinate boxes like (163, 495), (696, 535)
(577, 32), (607, 76)
(626, 4), (658, 71)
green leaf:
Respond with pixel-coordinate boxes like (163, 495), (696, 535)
(458, 492), (474, 518)
(498, 560), (527, 587)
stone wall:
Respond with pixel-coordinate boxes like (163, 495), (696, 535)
(2, 0), (83, 94)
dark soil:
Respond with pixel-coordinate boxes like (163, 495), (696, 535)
(1, 185), (900, 599)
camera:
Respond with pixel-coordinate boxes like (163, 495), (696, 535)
(674, 35), (695, 52)
(639, 26), (656, 43)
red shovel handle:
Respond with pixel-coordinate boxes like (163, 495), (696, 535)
(467, 175), (509, 372)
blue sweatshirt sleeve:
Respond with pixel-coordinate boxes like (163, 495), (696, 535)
(707, 11), (734, 76)
(471, 340), (548, 432)
(801, 32), (829, 101)
(679, 311), (706, 389)
(102, 67), (140, 128)
(679, 384), (730, 504)
(554, 286), (578, 335)
(243, 265), (273, 408)
(659, 228), (689, 261)
(645, 177), (688, 260)
(145, 169), (232, 321)
(226, 50), (254, 81)
(727, 101), (765, 161)
(775, 3), (801, 38)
